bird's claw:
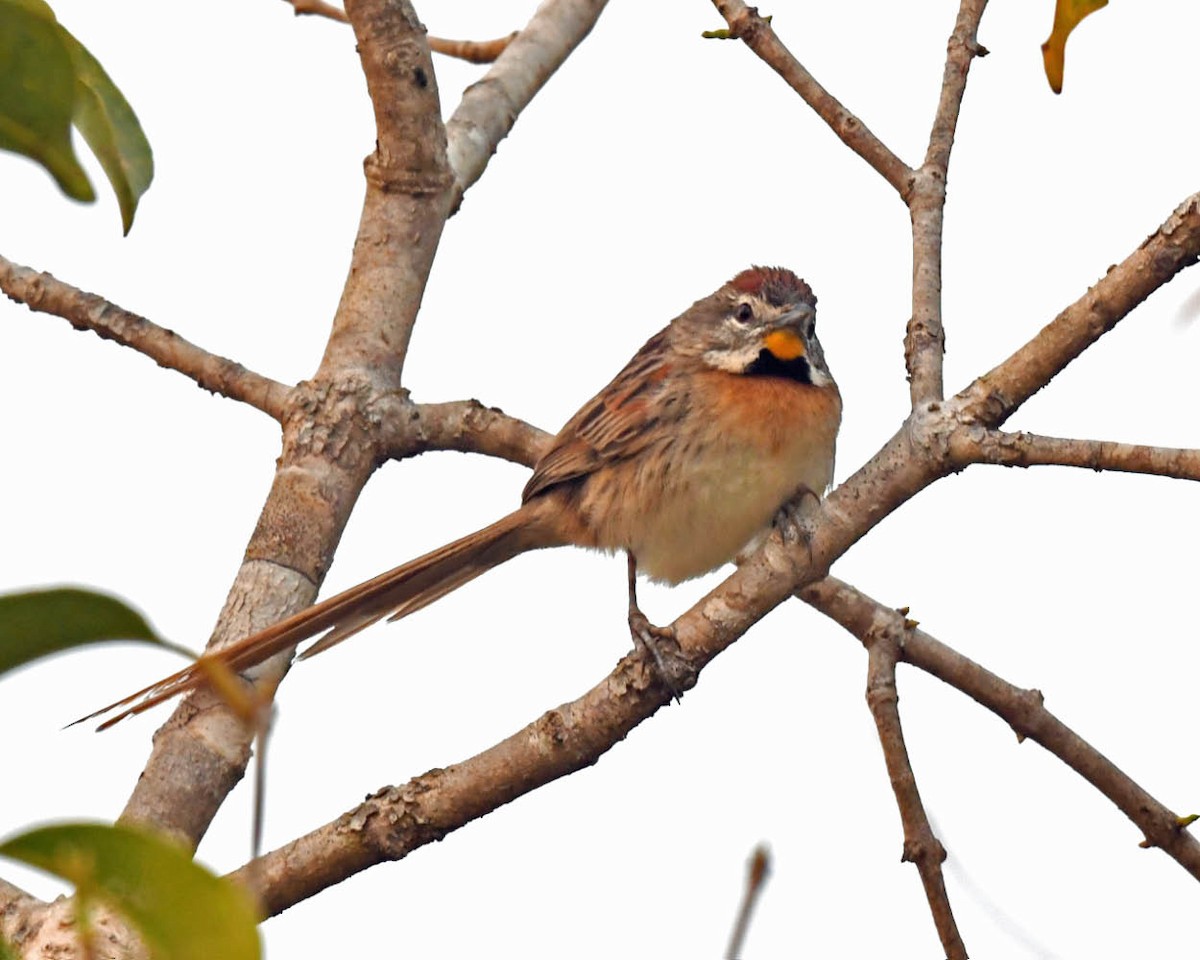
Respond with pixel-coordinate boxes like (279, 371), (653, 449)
(773, 487), (819, 547)
(628, 608), (687, 703)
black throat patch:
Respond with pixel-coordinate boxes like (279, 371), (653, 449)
(746, 349), (812, 383)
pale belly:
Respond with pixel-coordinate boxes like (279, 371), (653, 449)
(581, 420), (836, 584)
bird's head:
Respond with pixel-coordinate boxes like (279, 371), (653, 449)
(672, 266), (832, 387)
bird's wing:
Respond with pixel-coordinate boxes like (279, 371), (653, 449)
(522, 329), (681, 501)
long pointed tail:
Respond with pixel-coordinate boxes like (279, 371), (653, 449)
(81, 501), (562, 728)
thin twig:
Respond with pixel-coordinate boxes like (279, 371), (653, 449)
(0, 255), (291, 420)
(958, 429), (1200, 481)
(863, 616), (967, 959)
(279, 0), (517, 61)
(925, 0), (990, 175)
(906, 0), (991, 406)
(709, 0), (913, 196)
(803, 577), (1200, 880)
(725, 845), (770, 960)
(429, 32), (518, 64)
(281, 0), (348, 22)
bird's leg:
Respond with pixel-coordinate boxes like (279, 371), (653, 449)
(626, 552), (684, 702)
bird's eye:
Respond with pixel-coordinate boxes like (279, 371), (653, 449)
(735, 302), (754, 323)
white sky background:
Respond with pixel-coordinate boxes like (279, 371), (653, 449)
(2, 1), (1199, 956)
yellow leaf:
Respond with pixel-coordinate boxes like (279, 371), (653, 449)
(1041, 0), (1108, 94)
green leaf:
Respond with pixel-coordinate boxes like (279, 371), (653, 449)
(0, 823), (261, 960)
(0, 935), (17, 960)
(60, 28), (153, 234)
(0, 587), (171, 676)
(0, 0), (153, 229)
(0, 0), (94, 200)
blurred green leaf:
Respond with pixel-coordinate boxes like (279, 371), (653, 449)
(0, 0), (153, 229)
(0, 934), (17, 960)
(60, 28), (153, 234)
(0, 587), (170, 676)
(0, 0), (94, 200)
(0, 822), (261, 960)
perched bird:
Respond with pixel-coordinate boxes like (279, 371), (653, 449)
(87, 266), (840, 726)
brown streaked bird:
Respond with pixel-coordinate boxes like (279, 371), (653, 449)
(86, 267), (841, 727)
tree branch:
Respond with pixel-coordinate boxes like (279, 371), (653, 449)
(804, 577), (1200, 880)
(958, 192), (1200, 428)
(228, 650), (673, 915)
(279, 0), (518, 62)
(281, 0), (347, 22)
(112, 0), (618, 857)
(863, 614), (966, 960)
(227, 501), (826, 917)
(0, 254), (290, 420)
(401, 399), (552, 465)
(429, 32), (518, 64)
(113, 179), (1200, 851)
(318, 0), (454, 377)
(0, 894), (145, 960)
(957, 429), (1200, 482)
(0, 876), (38, 948)
(118, 0), (455, 847)
(905, 0), (990, 406)
(445, 0), (610, 211)
(724, 845), (770, 960)
(924, 0), (989, 175)
(219, 426), (949, 914)
(709, 0), (913, 197)
(333, 183), (1200, 926)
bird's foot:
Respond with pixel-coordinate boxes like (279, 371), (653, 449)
(628, 608), (688, 703)
(772, 486), (820, 548)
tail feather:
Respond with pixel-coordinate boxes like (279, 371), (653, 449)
(79, 502), (560, 729)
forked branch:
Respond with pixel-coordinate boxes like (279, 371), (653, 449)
(804, 578), (1200, 880)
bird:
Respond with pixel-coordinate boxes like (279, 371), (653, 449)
(85, 266), (840, 727)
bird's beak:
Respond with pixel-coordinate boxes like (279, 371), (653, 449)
(762, 305), (814, 361)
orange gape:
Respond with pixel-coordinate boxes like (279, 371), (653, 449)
(87, 266), (841, 726)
